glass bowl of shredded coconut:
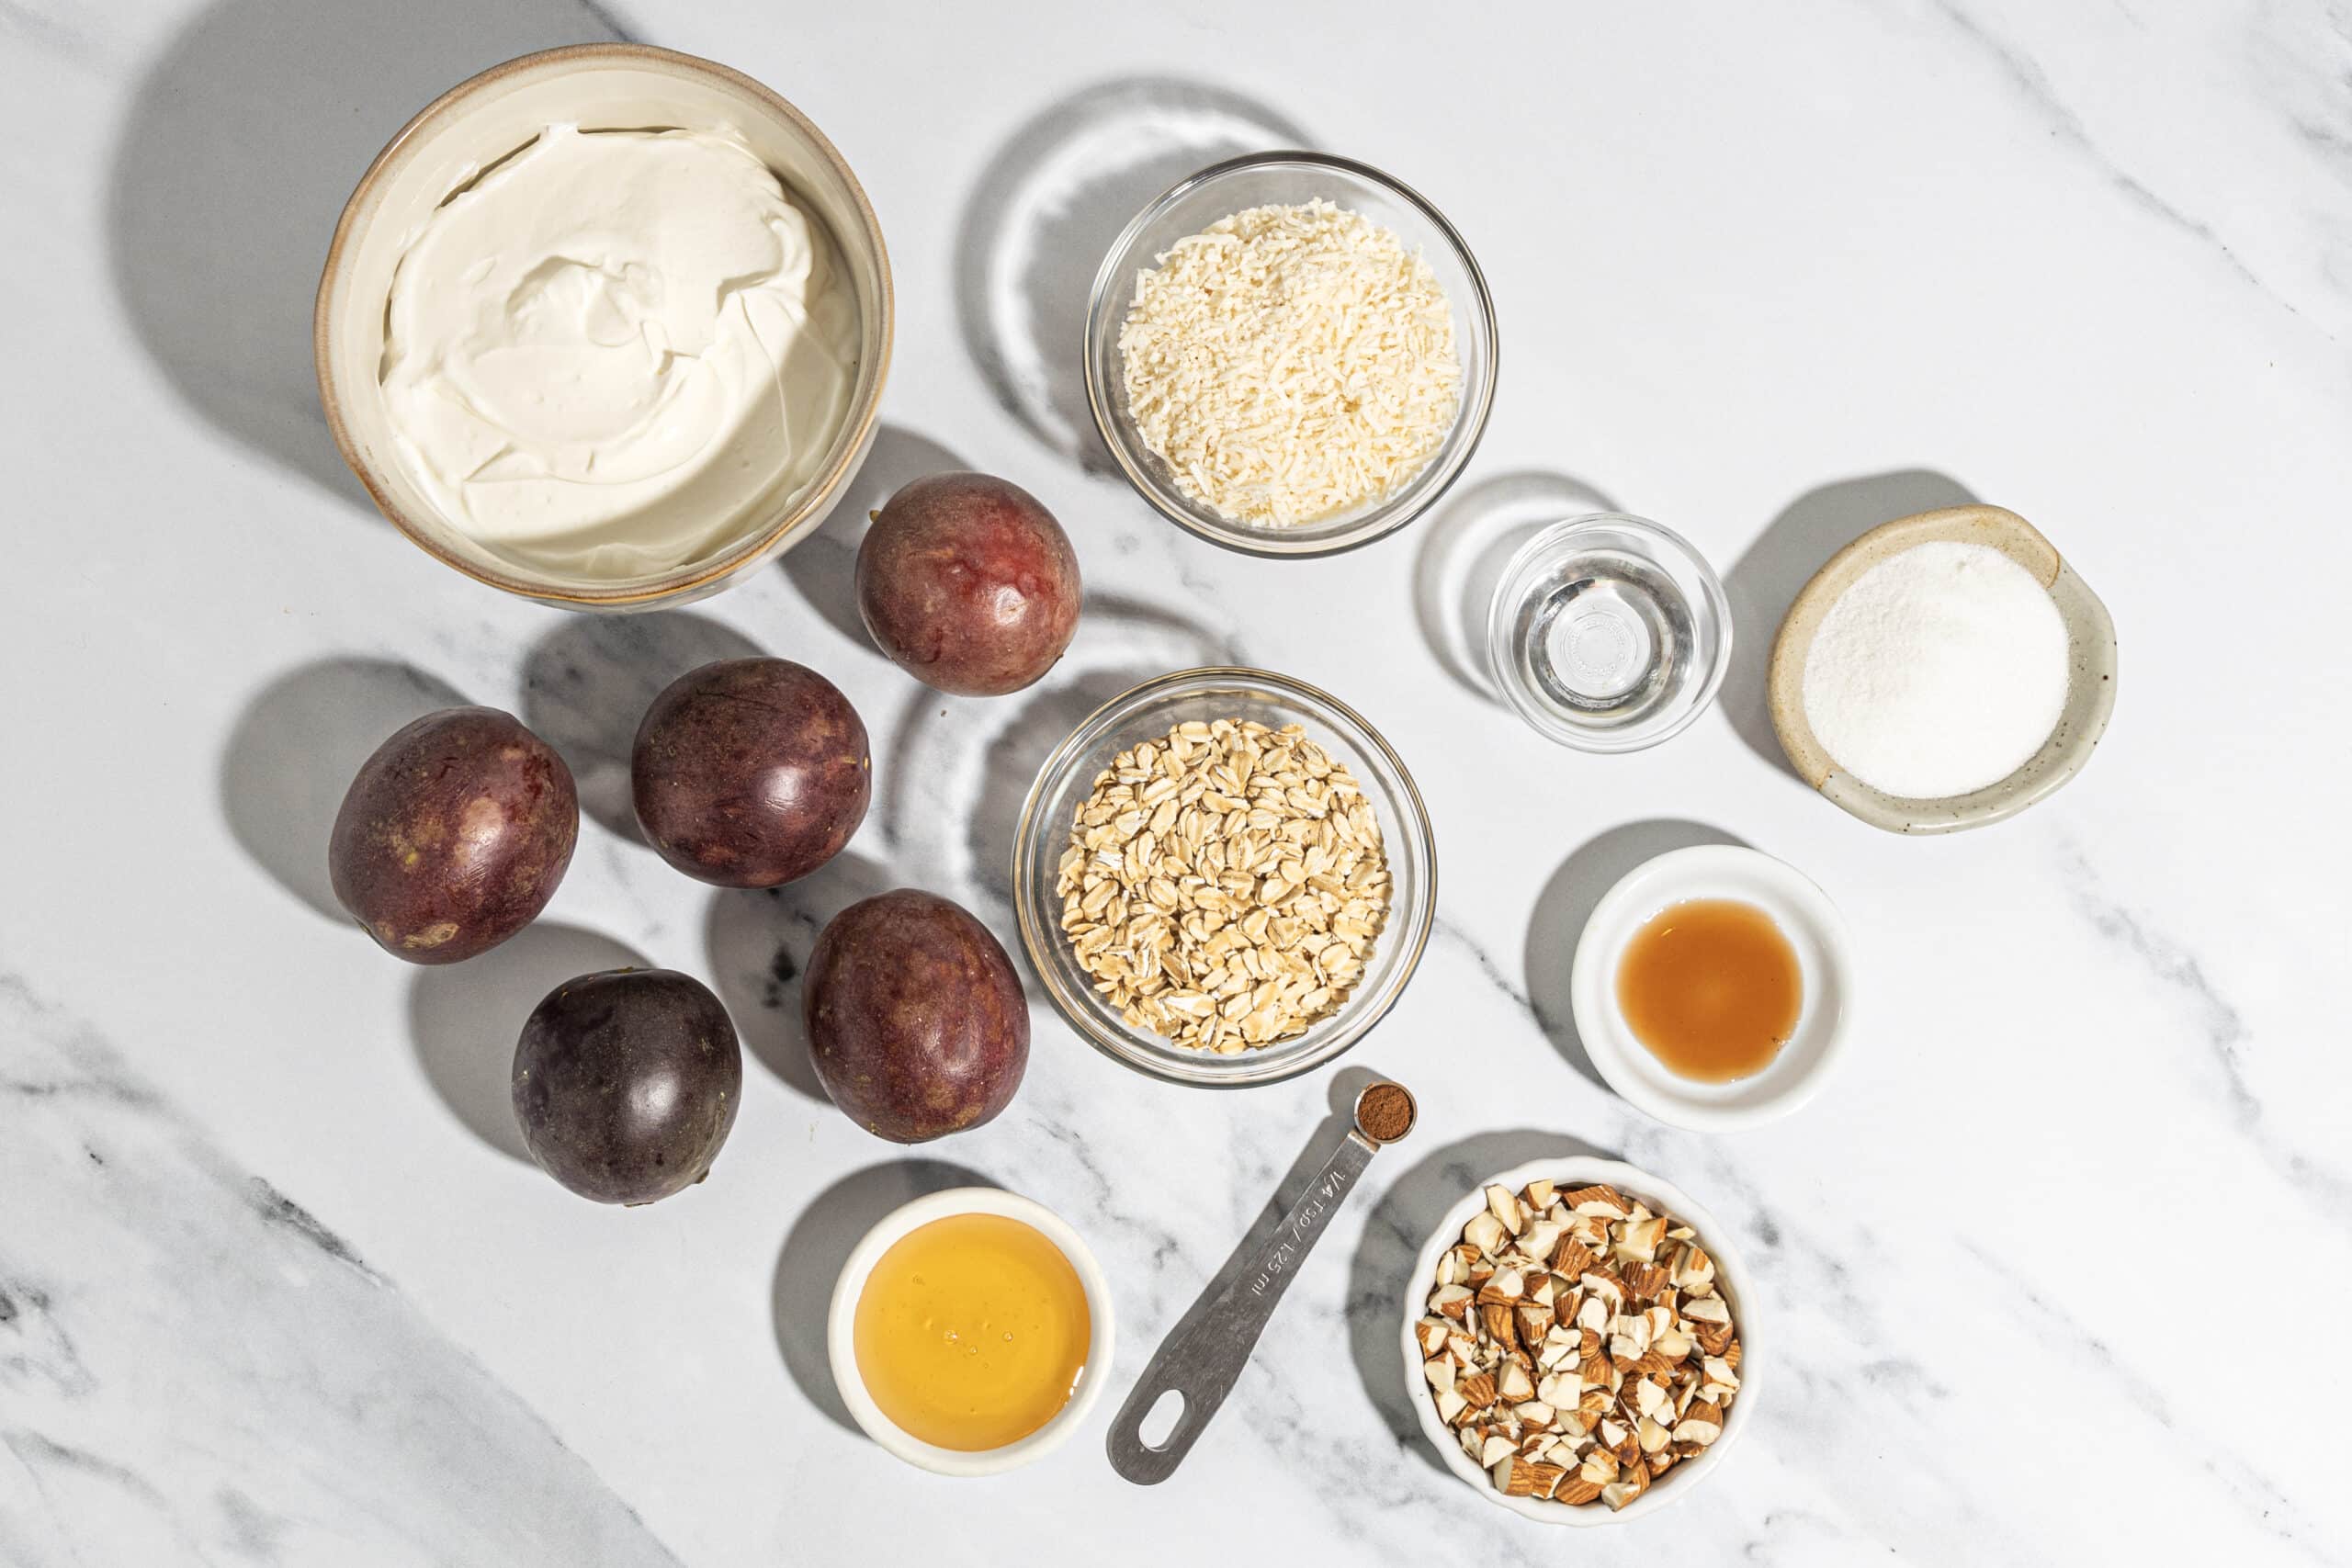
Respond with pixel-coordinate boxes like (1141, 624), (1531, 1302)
(1084, 152), (1498, 558)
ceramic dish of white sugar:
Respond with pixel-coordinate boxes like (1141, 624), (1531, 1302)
(1801, 540), (2066, 798)
(1765, 505), (2118, 835)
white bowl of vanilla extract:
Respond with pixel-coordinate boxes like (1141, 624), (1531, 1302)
(1568, 845), (1855, 1130)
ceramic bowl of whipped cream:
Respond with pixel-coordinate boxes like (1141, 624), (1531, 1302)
(316, 45), (892, 608)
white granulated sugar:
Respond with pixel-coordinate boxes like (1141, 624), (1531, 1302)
(1117, 199), (1461, 527)
(1801, 541), (2069, 799)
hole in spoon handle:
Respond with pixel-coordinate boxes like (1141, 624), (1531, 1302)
(1137, 1388), (1185, 1448)
(1105, 1134), (1377, 1483)
(1106, 1355), (1225, 1483)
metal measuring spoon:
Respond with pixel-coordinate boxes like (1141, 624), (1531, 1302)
(1105, 1079), (1418, 1483)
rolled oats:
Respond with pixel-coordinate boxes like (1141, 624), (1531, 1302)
(1056, 717), (1390, 1052)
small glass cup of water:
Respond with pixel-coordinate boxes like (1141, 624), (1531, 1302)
(1485, 513), (1732, 752)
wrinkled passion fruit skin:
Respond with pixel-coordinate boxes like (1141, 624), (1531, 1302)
(630, 658), (870, 888)
(327, 707), (577, 964)
(803, 889), (1030, 1143)
(856, 471), (1082, 696)
(511, 967), (742, 1205)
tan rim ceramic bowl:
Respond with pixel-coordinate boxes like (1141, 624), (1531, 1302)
(314, 45), (893, 610)
(1767, 505), (2117, 833)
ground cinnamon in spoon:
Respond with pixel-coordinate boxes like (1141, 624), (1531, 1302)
(1357, 1082), (1415, 1144)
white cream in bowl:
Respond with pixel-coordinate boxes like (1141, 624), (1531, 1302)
(379, 123), (857, 581)
(316, 45), (892, 608)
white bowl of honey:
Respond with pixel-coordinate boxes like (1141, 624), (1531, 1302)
(1568, 844), (1855, 1130)
(827, 1188), (1114, 1475)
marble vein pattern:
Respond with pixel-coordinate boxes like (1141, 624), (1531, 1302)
(0, 978), (684, 1567)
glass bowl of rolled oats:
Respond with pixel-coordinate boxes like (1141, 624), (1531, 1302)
(1012, 667), (1435, 1086)
(1399, 1157), (1757, 1526)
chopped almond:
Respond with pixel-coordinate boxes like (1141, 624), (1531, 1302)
(1615, 1214), (1667, 1263)
(1600, 1465), (1650, 1511)
(1514, 1303), (1553, 1348)
(1672, 1403), (1723, 1446)
(1485, 1184), (1525, 1235)
(1563, 1184), (1630, 1218)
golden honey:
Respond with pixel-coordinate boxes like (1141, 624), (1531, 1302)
(852, 1213), (1090, 1451)
(1615, 898), (1802, 1082)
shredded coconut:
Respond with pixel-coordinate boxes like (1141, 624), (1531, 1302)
(1800, 540), (2070, 799)
(1116, 199), (1461, 528)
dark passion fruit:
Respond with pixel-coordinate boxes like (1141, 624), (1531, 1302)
(631, 658), (870, 888)
(328, 707), (577, 964)
(511, 968), (742, 1205)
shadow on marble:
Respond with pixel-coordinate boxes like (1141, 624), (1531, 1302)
(1104, 1071), (1375, 1450)
(954, 78), (1309, 473)
(1523, 818), (1748, 1093)
(884, 671), (1123, 931)
(107, 0), (625, 502)
(776, 423), (971, 650)
(875, 595), (1228, 926)
(220, 657), (469, 919)
(406, 923), (650, 1163)
(1413, 469), (1620, 703)
(961, 600), (1225, 907)
(1724, 469), (1979, 779)
(518, 611), (765, 845)
(771, 1158), (996, 1433)
(702, 852), (896, 1102)
(1345, 1128), (1619, 1473)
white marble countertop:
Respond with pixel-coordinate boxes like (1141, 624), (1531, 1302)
(6, 1), (2348, 1562)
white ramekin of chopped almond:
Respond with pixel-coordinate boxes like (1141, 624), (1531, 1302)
(1398, 1157), (1756, 1525)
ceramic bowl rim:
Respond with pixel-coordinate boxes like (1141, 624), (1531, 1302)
(1567, 843), (1856, 1130)
(1765, 504), (2119, 833)
(311, 42), (895, 608)
(1081, 148), (1498, 560)
(824, 1186), (1116, 1476)
(1398, 1156), (1758, 1525)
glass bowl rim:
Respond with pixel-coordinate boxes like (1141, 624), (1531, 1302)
(1081, 149), (1500, 560)
(1011, 665), (1438, 1087)
(1485, 511), (1736, 754)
